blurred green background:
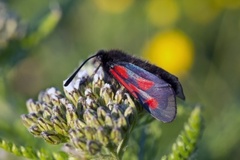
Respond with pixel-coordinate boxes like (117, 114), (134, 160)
(1, 0), (240, 159)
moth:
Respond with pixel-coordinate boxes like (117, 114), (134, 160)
(64, 50), (185, 123)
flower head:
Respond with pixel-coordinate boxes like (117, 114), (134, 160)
(21, 65), (141, 159)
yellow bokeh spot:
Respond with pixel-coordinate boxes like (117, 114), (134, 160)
(94, 0), (134, 14)
(143, 30), (194, 77)
(146, 0), (180, 27)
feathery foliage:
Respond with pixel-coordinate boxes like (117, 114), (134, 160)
(162, 106), (202, 160)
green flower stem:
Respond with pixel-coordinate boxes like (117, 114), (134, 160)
(117, 114), (138, 160)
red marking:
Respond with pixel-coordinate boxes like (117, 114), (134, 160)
(129, 83), (139, 93)
(145, 98), (158, 109)
(113, 66), (128, 79)
(137, 77), (154, 91)
(110, 69), (137, 97)
(110, 69), (158, 110)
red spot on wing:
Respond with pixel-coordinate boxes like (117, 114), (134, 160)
(137, 77), (154, 90)
(109, 69), (137, 97)
(129, 83), (140, 93)
(113, 65), (128, 79)
(110, 68), (158, 110)
(144, 98), (158, 109)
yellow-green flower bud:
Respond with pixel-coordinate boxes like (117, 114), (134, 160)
(51, 116), (68, 135)
(21, 113), (38, 128)
(28, 125), (42, 136)
(87, 140), (101, 155)
(37, 117), (53, 131)
(41, 131), (67, 144)
(110, 128), (123, 145)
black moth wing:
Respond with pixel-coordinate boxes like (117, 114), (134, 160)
(97, 50), (185, 100)
(109, 62), (177, 122)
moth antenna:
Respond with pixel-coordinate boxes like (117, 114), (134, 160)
(64, 54), (98, 86)
(92, 63), (102, 75)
